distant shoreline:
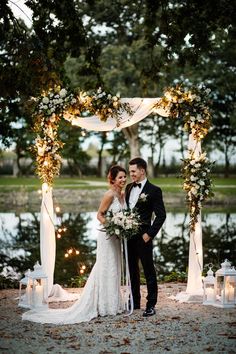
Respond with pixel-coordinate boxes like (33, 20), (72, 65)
(0, 189), (235, 212)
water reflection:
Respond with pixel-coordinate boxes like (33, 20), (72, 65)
(0, 212), (96, 286)
(0, 210), (235, 284)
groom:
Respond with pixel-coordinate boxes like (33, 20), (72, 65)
(125, 157), (166, 317)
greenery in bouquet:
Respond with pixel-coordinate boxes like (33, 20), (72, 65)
(103, 209), (141, 241)
(154, 84), (212, 141)
(181, 149), (214, 231)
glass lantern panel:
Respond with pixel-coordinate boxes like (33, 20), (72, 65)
(225, 275), (235, 303)
(204, 283), (215, 302)
(216, 276), (224, 297)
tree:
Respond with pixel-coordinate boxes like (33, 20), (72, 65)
(107, 130), (130, 164)
(59, 121), (91, 177)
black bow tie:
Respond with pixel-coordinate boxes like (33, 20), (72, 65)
(133, 182), (142, 188)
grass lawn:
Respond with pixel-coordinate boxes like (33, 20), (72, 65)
(0, 176), (235, 195)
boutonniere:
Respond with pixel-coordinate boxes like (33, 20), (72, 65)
(138, 193), (148, 202)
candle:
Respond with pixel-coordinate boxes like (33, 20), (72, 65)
(226, 285), (234, 302)
(33, 284), (44, 307)
(206, 287), (215, 302)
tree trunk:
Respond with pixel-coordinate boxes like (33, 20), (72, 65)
(123, 124), (140, 159)
(97, 133), (107, 177)
(224, 142), (230, 178)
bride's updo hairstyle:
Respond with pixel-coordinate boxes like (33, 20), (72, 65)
(107, 165), (126, 185)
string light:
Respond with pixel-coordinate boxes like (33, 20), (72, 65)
(55, 206), (61, 213)
(64, 248), (80, 258)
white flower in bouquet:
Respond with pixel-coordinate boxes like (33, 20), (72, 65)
(103, 209), (141, 240)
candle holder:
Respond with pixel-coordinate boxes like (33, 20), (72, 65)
(203, 265), (215, 305)
(29, 261), (48, 309)
(18, 269), (32, 308)
(213, 259), (236, 308)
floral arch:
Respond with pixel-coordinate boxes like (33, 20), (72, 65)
(32, 85), (213, 301)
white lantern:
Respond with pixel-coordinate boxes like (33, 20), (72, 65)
(203, 265), (215, 305)
(213, 259), (236, 308)
(18, 269), (32, 308)
(29, 261), (48, 309)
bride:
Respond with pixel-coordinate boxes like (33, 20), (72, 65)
(22, 165), (127, 324)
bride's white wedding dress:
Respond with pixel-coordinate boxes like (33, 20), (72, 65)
(22, 196), (124, 324)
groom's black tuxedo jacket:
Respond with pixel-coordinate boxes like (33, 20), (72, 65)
(125, 180), (166, 239)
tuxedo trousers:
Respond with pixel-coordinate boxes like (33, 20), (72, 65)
(127, 237), (157, 308)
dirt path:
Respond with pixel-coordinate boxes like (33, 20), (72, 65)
(0, 283), (235, 354)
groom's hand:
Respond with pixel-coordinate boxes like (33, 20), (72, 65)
(142, 233), (151, 243)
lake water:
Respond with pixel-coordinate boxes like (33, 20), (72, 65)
(0, 209), (235, 284)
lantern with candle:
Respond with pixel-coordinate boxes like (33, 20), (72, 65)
(213, 259), (236, 308)
(29, 261), (48, 309)
(18, 269), (32, 308)
(203, 265), (215, 305)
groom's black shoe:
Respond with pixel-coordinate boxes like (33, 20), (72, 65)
(143, 307), (156, 317)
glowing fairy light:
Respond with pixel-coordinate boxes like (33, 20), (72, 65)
(55, 206), (61, 213)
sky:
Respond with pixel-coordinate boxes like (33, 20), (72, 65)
(7, 1), (232, 165)
(9, 0), (32, 27)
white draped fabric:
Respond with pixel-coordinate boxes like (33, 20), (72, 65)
(171, 134), (203, 302)
(65, 98), (169, 131)
(39, 98), (204, 304)
(186, 135), (203, 295)
(40, 184), (55, 296)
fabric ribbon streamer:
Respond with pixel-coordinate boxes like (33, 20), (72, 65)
(121, 239), (134, 315)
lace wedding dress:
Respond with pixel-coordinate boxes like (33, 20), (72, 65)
(22, 197), (124, 324)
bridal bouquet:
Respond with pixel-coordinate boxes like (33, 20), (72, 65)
(103, 209), (141, 240)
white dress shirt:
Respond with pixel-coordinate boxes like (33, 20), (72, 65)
(129, 178), (147, 209)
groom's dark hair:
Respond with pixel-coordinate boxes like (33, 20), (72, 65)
(129, 157), (147, 172)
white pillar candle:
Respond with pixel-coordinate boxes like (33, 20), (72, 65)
(34, 284), (44, 307)
(226, 285), (234, 302)
(206, 287), (215, 302)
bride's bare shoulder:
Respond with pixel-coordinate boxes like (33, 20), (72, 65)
(103, 189), (115, 200)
